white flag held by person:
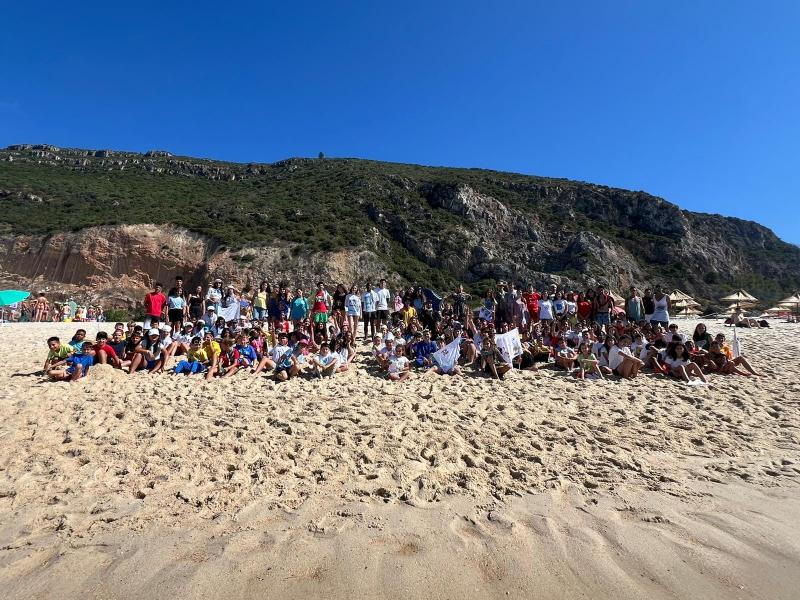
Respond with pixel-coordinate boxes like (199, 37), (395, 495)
(495, 328), (523, 365)
(218, 301), (241, 323)
(433, 337), (461, 372)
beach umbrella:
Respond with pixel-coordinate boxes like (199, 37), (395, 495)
(778, 292), (800, 318)
(669, 289), (694, 302)
(720, 289), (758, 304)
(0, 290), (30, 306)
(673, 298), (700, 308)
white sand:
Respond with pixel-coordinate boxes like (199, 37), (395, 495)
(1, 319), (798, 599)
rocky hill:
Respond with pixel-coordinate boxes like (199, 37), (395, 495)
(0, 144), (797, 309)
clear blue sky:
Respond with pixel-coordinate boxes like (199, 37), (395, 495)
(2, 1), (799, 244)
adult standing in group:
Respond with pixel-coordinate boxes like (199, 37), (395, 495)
(252, 281), (269, 321)
(312, 282), (331, 342)
(374, 279), (392, 331)
(345, 284), (362, 336)
(642, 288), (655, 323)
(361, 281), (377, 341)
(651, 285), (671, 327)
(593, 284), (615, 328)
(522, 285), (540, 331)
(143, 282), (167, 329)
(166, 286), (186, 332)
(205, 278), (223, 315)
(626, 287), (644, 323)
(450, 284), (471, 324)
(187, 285), (205, 321)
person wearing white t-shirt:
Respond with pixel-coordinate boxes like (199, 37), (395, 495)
(387, 353), (411, 381)
(608, 335), (644, 378)
(538, 297), (554, 322)
(374, 278), (392, 330)
(664, 342), (707, 383)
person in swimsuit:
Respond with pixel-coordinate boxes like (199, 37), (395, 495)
(593, 284), (615, 327)
(33, 293), (49, 322)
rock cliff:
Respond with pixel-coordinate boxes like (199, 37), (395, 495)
(0, 145), (797, 309)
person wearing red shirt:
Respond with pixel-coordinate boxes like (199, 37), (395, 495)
(144, 283), (167, 328)
(93, 331), (120, 367)
(522, 285), (540, 331)
(577, 293), (592, 322)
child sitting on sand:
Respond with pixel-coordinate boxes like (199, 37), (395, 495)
(43, 336), (74, 373)
(664, 342), (708, 384)
(174, 337), (210, 375)
(575, 342), (604, 380)
(311, 343), (339, 378)
(48, 344), (95, 382)
(206, 338), (240, 380)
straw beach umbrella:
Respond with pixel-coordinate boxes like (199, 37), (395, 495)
(720, 289), (758, 307)
(669, 289), (694, 302)
(778, 292), (800, 319)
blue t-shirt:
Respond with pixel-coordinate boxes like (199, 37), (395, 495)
(236, 344), (257, 364)
(168, 296), (185, 310)
(67, 354), (93, 375)
(414, 341), (438, 364)
(290, 297), (308, 320)
(362, 291), (376, 312)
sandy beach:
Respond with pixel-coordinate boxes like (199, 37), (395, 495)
(1, 319), (799, 599)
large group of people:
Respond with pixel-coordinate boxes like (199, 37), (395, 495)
(3, 294), (104, 323)
(41, 275), (765, 384)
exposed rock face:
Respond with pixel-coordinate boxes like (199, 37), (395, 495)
(0, 144), (798, 308)
(0, 225), (395, 306)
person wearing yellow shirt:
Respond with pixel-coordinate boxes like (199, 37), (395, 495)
(174, 337), (211, 375)
(202, 331), (221, 361)
(400, 301), (417, 327)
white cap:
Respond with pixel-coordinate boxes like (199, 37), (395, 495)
(148, 328), (160, 336)
(160, 324), (172, 332)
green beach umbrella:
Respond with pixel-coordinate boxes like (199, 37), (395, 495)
(0, 290), (30, 306)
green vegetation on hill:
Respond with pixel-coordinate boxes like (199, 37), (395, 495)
(1, 146), (798, 306)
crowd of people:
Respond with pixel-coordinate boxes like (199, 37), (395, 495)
(41, 275), (765, 384)
(4, 294), (104, 323)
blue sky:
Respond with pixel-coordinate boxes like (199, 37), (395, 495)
(2, 1), (799, 244)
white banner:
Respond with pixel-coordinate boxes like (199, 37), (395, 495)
(218, 301), (241, 323)
(432, 337), (461, 372)
(495, 328), (523, 365)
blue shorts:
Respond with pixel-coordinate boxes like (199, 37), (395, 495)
(253, 306), (267, 320)
(596, 312), (610, 325)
